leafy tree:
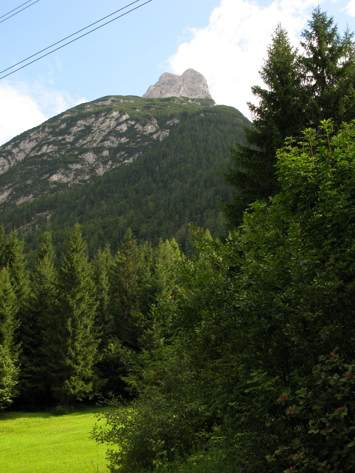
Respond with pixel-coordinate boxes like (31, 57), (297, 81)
(267, 353), (355, 473)
(50, 224), (98, 406)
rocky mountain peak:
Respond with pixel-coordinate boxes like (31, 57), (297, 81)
(143, 69), (212, 100)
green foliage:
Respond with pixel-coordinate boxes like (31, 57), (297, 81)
(0, 268), (19, 410)
(93, 345), (210, 473)
(92, 120), (355, 473)
(224, 10), (355, 226)
(223, 24), (307, 226)
(0, 105), (249, 258)
(267, 353), (355, 472)
(301, 6), (355, 125)
(17, 232), (58, 407)
(50, 224), (98, 405)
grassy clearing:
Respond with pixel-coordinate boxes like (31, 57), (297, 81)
(0, 407), (111, 473)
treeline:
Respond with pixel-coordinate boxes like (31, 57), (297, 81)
(0, 225), (184, 410)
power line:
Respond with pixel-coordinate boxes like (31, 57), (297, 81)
(0, 0), (142, 76)
(0, 0), (153, 81)
(0, 0), (35, 19)
(0, 0), (40, 25)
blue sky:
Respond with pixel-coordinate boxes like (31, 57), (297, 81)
(0, 0), (354, 145)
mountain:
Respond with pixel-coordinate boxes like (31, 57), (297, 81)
(0, 76), (250, 258)
(143, 69), (212, 100)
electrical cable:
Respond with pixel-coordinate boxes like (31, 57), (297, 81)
(0, 0), (152, 80)
(0, 0), (40, 25)
(0, 0), (144, 75)
(0, 0), (35, 19)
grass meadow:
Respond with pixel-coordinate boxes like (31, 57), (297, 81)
(0, 407), (111, 473)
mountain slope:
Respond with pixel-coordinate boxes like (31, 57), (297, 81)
(0, 97), (250, 257)
(0, 96), (218, 212)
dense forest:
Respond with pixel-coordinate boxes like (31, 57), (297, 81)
(0, 104), (248, 261)
(1, 7), (355, 473)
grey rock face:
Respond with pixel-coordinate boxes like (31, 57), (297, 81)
(143, 69), (212, 100)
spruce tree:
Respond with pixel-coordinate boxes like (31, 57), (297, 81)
(92, 245), (114, 350)
(223, 10), (355, 227)
(0, 268), (19, 410)
(18, 232), (58, 407)
(223, 25), (307, 226)
(109, 229), (146, 349)
(51, 225), (98, 406)
(301, 7), (355, 126)
(3, 231), (29, 307)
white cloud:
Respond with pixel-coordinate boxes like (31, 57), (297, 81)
(0, 81), (86, 146)
(168, 0), (319, 119)
(344, 0), (355, 16)
(0, 85), (46, 146)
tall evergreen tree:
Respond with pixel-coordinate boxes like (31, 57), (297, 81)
(301, 7), (355, 125)
(224, 10), (355, 227)
(109, 229), (153, 349)
(92, 245), (114, 350)
(0, 230), (29, 406)
(3, 231), (29, 308)
(223, 25), (307, 226)
(0, 268), (19, 410)
(17, 232), (58, 407)
(50, 224), (98, 406)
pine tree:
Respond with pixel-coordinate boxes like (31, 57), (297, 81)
(92, 244), (114, 350)
(3, 231), (29, 308)
(301, 7), (355, 126)
(51, 225), (98, 406)
(18, 232), (58, 407)
(0, 226), (5, 267)
(0, 268), (19, 410)
(223, 11), (355, 227)
(109, 229), (147, 349)
(223, 25), (307, 226)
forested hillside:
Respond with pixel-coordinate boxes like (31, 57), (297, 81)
(0, 104), (248, 259)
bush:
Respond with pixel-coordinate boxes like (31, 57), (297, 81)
(267, 352), (355, 472)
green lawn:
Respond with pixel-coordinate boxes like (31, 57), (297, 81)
(0, 407), (111, 473)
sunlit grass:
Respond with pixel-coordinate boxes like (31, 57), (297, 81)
(0, 407), (110, 473)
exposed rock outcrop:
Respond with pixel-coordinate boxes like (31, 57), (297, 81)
(143, 69), (212, 100)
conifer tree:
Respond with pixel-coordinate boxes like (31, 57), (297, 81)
(0, 226), (5, 267)
(224, 10), (355, 227)
(92, 245), (114, 349)
(301, 7), (355, 126)
(0, 268), (19, 410)
(104, 231), (154, 396)
(3, 231), (29, 308)
(223, 25), (307, 226)
(109, 229), (149, 349)
(18, 232), (58, 407)
(0, 230), (29, 406)
(51, 224), (98, 406)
